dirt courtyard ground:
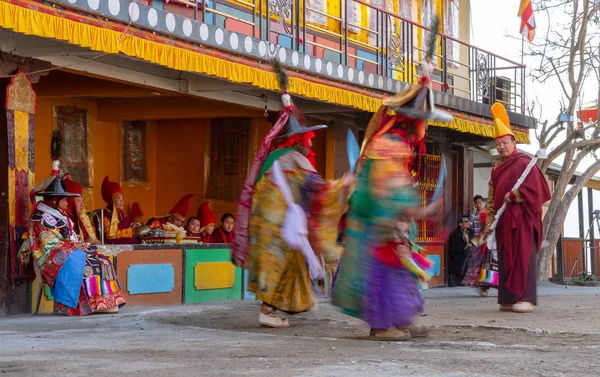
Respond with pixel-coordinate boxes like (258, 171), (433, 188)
(1, 283), (599, 377)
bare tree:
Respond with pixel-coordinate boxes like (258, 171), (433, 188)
(527, 0), (600, 280)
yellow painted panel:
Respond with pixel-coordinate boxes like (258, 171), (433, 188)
(194, 262), (235, 290)
(30, 279), (54, 314)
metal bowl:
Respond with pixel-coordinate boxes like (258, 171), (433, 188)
(134, 225), (151, 237)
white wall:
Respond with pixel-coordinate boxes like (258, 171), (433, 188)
(473, 150), (493, 200)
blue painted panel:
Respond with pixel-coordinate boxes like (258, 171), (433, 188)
(127, 264), (175, 295)
(427, 255), (441, 277)
(356, 49), (377, 70)
(205, 0), (214, 24)
(243, 269), (255, 300)
(277, 35), (292, 49)
(153, 0), (164, 11)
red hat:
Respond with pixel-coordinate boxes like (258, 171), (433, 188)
(197, 200), (216, 228)
(101, 176), (122, 205)
(130, 202), (144, 220)
(63, 173), (83, 195)
(169, 194), (194, 220)
(63, 173), (83, 215)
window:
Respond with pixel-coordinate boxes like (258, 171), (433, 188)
(444, 0), (460, 68)
(205, 118), (250, 200)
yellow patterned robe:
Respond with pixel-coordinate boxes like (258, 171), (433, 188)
(246, 150), (344, 313)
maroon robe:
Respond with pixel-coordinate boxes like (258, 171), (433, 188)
(104, 207), (140, 245)
(490, 152), (551, 300)
(211, 227), (234, 244)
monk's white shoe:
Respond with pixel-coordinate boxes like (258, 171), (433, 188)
(478, 287), (489, 297)
(512, 301), (534, 313)
(498, 304), (513, 311)
(259, 312), (290, 328)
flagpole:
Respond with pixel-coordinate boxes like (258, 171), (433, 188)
(521, 35), (525, 65)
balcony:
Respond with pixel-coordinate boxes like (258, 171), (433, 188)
(151, 0), (525, 114)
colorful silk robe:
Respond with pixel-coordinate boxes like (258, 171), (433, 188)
(246, 149), (344, 313)
(332, 133), (424, 322)
(29, 203), (125, 315)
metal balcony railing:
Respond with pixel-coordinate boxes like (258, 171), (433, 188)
(163, 0), (526, 113)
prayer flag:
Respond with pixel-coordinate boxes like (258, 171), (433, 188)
(518, 0), (536, 43)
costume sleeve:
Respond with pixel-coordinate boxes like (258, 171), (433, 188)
(298, 170), (345, 260)
(103, 217), (134, 239)
(486, 178), (496, 226)
(365, 137), (418, 227)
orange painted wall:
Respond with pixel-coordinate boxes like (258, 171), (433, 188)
(34, 92), (333, 225)
(34, 97), (159, 216)
(155, 119), (208, 218)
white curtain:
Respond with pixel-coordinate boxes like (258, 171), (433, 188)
(444, 0), (460, 68)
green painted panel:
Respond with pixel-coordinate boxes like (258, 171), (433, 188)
(44, 284), (54, 300)
(184, 248), (242, 304)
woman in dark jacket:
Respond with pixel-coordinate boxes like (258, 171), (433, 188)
(448, 215), (474, 287)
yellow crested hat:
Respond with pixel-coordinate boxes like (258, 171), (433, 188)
(491, 102), (515, 139)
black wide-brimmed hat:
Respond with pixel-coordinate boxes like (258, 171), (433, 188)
(273, 110), (327, 141)
(384, 82), (452, 123)
(35, 176), (81, 197)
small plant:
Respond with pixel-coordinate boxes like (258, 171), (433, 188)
(577, 271), (595, 283)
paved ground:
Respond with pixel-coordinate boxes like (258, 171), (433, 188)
(1, 283), (600, 377)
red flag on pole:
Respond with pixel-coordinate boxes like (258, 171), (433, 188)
(518, 0), (536, 42)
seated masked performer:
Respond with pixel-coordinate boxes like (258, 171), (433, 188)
(197, 201), (216, 243)
(101, 176), (141, 244)
(62, 174), (100, 245)
(238, 60), (352, 328)
(29, 175), (126, 315)
(332, 58), (449, 341)
(185, 216), (203, 238)
(147, 194), (193, 232)
(211, 213), (235, 244)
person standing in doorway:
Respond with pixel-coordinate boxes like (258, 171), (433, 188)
(470, 195), (485, 237)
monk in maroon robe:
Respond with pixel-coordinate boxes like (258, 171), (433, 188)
(101, 176), (141, 245)
(211, 213), (235, 244)
(485, 103), (551, 313)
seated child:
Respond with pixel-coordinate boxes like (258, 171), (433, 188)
(211, 213), (235, 244)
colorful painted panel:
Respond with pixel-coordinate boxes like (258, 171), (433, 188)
(184, 247), (242, 304)
(127, 264), (175, 294)
(56, 106), (90, 187)
(115, 248), (183, 306)
(242, 269), (255, 300)
(194, 262), (235, 290)
(122, 121), (147, 183)
(420, 244), (445, 287)
(30, 280), (54, 314)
